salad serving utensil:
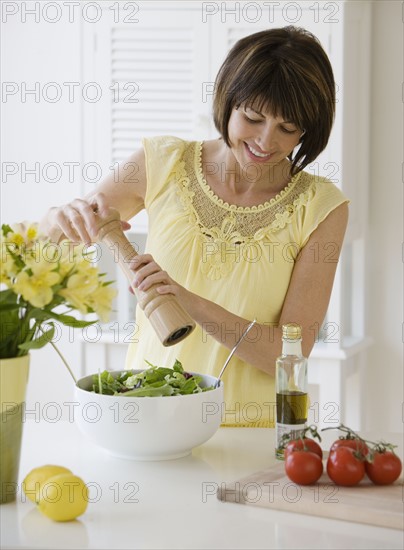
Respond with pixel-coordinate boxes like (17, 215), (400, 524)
(214, 319), (257, 389)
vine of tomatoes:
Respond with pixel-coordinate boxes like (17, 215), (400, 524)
(281, 424), (402, 487)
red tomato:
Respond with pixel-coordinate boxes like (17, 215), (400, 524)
(285, 451), (323, 485)
(285, 438), (323, 460)
(366, 451), (402, 485)
(330, 438), (369, 457)
(327, 447), (365, 486)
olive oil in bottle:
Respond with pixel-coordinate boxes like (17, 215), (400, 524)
(275, 323), (308, 459)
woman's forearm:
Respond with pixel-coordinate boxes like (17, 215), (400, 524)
(176, 289), (282, 376)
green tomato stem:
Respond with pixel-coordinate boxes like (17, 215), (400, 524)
(321, 424), (398, 456)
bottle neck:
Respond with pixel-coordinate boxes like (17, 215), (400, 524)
(282, 339), (302, 356)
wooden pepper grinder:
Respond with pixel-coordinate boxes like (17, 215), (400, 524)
(51, 207), (191, 347)
(94, 209), (195, 346)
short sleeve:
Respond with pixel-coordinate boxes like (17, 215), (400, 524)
(299, 177), (349, 247)
(142, 135), (186, 209)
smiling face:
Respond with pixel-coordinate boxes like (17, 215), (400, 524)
(227, 104), (304, 170)
(213, 28), (336, 175)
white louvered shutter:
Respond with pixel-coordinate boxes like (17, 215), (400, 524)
(83, 3), (211, 195)
(110, 26), (196, 161)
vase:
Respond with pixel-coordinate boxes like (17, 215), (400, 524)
(0, 355), (30, 504)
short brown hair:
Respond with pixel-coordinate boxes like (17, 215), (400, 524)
(213, 26), (335, 176)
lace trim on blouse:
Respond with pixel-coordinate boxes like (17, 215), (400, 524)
(175, 141), (316, 280)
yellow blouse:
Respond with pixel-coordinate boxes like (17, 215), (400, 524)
(125, 135), (349, 427)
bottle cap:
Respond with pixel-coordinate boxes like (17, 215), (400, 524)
(282, 323), (302, 340)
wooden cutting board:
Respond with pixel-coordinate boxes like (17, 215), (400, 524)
(217, 461), (403, 530)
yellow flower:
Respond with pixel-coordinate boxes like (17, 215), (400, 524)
(75, 258), (98, 277)
(58, 270), (99, 314)
(0, 238), (18, 287)
(56, 241), (76, 278)
(25, 241), (59, 269)
(26, 226), (37, 240)
(10, 222), (40, 248)
(1, 219), (117, 358)
(57, 241), (95, 278)
(14, 260), (61, 308)
(9, 233), (24, 247)
(87, 284), (117, 323)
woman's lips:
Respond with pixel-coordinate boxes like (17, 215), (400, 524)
(244, 142), (272, 162)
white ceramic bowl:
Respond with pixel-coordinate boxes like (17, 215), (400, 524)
(74, 370), (224, 460)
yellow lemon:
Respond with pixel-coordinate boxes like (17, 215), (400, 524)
(23, 465), (72, 503)
(37, 473), (88, 522)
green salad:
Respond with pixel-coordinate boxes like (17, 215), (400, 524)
(91, 359), (214, 397)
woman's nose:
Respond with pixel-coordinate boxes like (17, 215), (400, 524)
(257, 122), (277, 151)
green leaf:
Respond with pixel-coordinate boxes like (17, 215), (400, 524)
(124, 383), (174, 397)
(27, 308), (96, 328)
(4, 244), (25, 269)
(18, 325), (55, 350)
(181, 378), (200, 395)
(0, 314), (21, 340)
(47, 314), (96, 328)
(0, 302), (21, 312)
(91, 370), (128, 395)
(91, 364), (214, 397)
(0, 288), (19, 304)
(172, 359), (184, 373)
(2, 224), (13, 236)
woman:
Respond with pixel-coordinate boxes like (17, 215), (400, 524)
(41, 26), (349, 427)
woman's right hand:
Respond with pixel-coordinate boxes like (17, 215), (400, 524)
(41, 192), (130, 244)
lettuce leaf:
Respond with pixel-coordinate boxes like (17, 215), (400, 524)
(91, 359), (214, 397)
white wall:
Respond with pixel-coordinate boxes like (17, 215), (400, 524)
(365, 1), (403, 433)
(1, 11), (83, 412)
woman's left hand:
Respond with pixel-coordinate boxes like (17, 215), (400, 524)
(129, 254), (184, 298)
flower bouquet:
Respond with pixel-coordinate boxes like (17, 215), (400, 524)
(0, 221), (116, 503)
(0, 221), (116, 359)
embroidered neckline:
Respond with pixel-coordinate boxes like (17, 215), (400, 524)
(194, 141), (302, 212)
(174, 140), (317, 280)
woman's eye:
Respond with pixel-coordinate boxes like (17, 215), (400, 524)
(242, 112), (299, 133)
(280, 126), (298, 134)
(243, 114), (262, 124)
(244, 114), (259, 122)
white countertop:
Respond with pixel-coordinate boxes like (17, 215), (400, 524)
(1, 421), (402, 550)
